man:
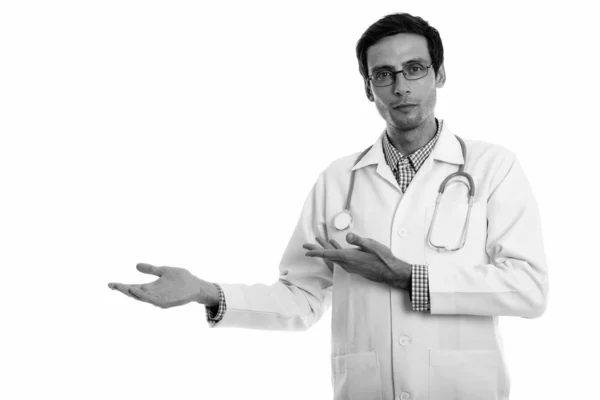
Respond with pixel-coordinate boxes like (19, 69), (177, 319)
(109, 13), (548, 400)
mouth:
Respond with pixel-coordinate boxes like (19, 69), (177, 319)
(392, 104), (417, 111)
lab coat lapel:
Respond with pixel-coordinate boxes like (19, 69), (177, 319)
(393, 122), (466, 211)
(431, 122), (465, 166)
(350, 123), (465, 196)
(352, 131), (400, 191)
(408, 122), (465, 185)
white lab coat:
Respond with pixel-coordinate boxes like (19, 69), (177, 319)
(211, 122), (549, 400)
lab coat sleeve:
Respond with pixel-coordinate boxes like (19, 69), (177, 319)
(428, 152), (549, 318)
(207, 172), (333, 331)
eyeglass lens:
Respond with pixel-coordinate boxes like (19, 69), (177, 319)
(371, 63), (429, 87)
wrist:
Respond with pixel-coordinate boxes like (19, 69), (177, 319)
(393, 260), (412, 291)
(196, 279), (220, 307)
(207, 283), (221, 307)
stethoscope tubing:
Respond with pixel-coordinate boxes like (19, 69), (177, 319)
(334, 133), (475, 252)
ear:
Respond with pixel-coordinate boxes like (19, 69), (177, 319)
(435, 64), (446, 88)
(364, 79), (374, 101)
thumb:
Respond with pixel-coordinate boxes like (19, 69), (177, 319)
(346, 232), (370, 247)
(136, 263), (163, 277)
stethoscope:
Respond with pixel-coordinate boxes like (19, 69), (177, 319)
(333, 134), (475, 252)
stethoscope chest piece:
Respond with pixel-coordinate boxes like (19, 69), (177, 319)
(333, 210), (353, 231)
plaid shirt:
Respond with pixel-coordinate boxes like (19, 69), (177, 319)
(206, 121), (441, 323)
(382, 120), (442, 311)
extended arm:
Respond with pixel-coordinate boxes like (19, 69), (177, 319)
(207, 172), (334, 331)
(109, 173), (334, 331)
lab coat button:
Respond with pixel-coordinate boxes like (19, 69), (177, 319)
(400, 392), (411, 400)
(397, 228), (407, 237)
(398, 335), (410, 346)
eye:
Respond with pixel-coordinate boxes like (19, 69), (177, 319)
(374, 70), (393, 80)
(407, 64), (425, 73)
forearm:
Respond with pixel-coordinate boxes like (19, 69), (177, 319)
(428, 259), (548, 318)
(209, 280), (331, 331)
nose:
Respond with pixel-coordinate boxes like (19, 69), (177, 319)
(393, 72), (410, 96)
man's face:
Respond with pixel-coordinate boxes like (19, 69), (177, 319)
(365, 33), (445, 131)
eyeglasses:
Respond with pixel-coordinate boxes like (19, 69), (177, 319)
(368, 63), (433, 87)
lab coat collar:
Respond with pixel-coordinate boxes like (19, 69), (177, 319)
(431, 121), (464, 165)
(351, 121), (464, 172)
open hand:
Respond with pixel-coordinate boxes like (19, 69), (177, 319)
(108, 263), (219, 308)
(303, 233), (411, 290)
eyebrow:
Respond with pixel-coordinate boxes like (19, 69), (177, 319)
(370, 57), (431, 74)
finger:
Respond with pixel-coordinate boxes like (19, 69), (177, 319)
(346, 233), (392, 261)
(302, 243), (319, 251)
(315, 237), (333, 249)
(346, 232), (366, 246)
(128, 287), (165, 307)
(127, 287), (142, 300)
(303, 242), (335, 272)
(329, 239), (343, 249)
(305, 249), (349, 262)
(304, 249), (328, 258)
(109, 282), (142, 300)
(325, 260), (334, 272)
(136, 263), (163, 277)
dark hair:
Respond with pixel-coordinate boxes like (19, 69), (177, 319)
(356, 13), (444, 80)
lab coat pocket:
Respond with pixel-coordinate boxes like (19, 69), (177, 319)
(332, 351), (382, 400)
(429, 349), (505, 400)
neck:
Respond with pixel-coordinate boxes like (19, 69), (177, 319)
(386, 117), (438, 155)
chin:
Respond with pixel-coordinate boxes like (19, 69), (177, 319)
(390, 115), (423, 131)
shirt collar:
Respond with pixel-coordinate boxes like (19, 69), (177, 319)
(351, 120), (464, 172)
(382, 119), (442, 172)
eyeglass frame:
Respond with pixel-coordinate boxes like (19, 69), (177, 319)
(367, 63), (434, 87)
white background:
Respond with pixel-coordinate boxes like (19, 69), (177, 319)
(1, 1), (598, 399)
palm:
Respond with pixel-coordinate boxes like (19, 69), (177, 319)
(109, 264), (208, 308)
(139, 268), (200, 307)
